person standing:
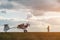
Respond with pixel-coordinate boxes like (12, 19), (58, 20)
(47, 26), (50, 32)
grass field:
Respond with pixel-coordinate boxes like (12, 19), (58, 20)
(0, 32), (60, 40)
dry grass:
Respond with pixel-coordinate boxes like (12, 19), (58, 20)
(0, 32), (60, 40)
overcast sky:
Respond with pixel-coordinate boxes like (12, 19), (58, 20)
(0, 0), (60, 25)
(0, 0), (60, 10)
(0, 0), (60, 15)
(0, 0), (60, 24)
(0, 0), (60, 32)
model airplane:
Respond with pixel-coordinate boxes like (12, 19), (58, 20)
(4, 23), (30, 32)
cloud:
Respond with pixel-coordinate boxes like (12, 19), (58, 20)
(46, 17), (60, 25)
(0, 4), (13, 9)
(5, 0), (60, 15)
(0, 16), (27, 26)
(8, 0), (12, 1)
(7, 0), (60, 10)
(0, 0), (60, 16)
(0, 9), (31, 26)
(0, 0), (59, 10)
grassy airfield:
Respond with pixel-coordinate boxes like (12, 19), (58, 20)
(0, 32), (60, 40)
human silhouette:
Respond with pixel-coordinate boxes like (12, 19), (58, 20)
(47, 26), (50, 32)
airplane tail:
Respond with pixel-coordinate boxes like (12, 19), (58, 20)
(4, 24), (10, 32)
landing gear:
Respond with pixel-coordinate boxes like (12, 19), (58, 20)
(24, 30), (27, 33)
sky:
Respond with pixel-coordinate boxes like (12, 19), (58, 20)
(0, 0), (60, 10)
(0, 0), (60, 32)
(0, 0), (60, 13)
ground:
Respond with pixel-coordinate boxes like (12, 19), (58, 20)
(0, 32), (60, 40)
